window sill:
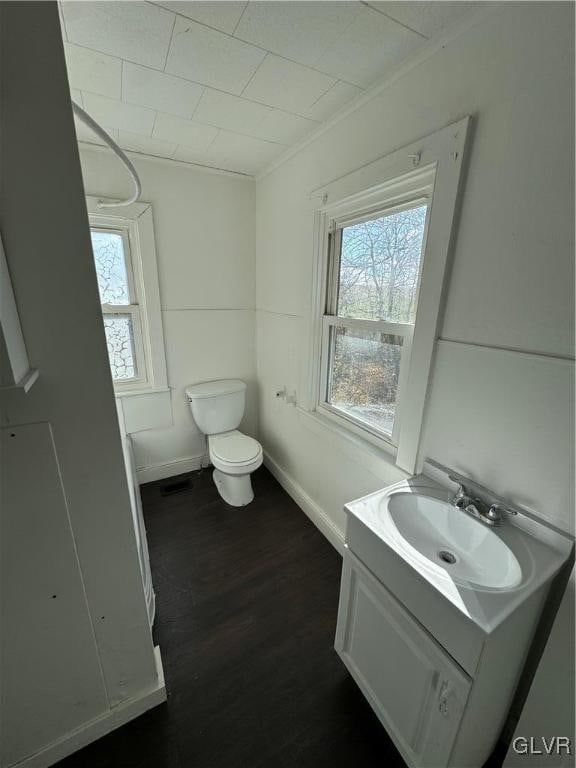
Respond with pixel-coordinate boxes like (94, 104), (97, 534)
(114, 385), (170, 399)
(297, 407), (409, 487)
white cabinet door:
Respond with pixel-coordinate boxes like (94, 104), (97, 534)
(335, 550), (472, 768)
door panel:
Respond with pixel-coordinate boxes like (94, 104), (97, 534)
(0, 423), (108, 766)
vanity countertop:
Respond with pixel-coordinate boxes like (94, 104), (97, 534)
(344, 475), (574, 634)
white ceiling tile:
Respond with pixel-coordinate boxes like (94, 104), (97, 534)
(366, 2), (479, 38)
(193, 88), (271, 134)
(306, 80), (362, 122)
(314, 6), (423, 87)
(207, 130), (283, 174)
(123, 62), (203, 119)
(171, 144), (220, 167)
(153, 112), (218, 150)
(251, 110), (318, 145)
(242, 55), (336, 114)
(64, 43), (122, 99)
(62, 1), (175, 70)
(74, 117), (119, 146)
(234, 1), (361, 68)
(154, 1), (247, 34)
(82, 92), (156, 136)
(118, 131), (177, 159)
(166, 16), (265, 95)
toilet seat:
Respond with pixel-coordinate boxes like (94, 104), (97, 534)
(209, 431), (263, 475)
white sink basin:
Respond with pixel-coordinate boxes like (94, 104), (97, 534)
(386, 493), (523, 590)
(344, 478), (572, 634)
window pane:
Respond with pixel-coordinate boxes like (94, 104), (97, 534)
(103, 314), (137, 380)
(337, 204), (427, 323)
(328, 326), (404, 436)
(91, 230), (130, 305)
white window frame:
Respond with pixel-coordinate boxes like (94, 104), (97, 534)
(320, 196), (431, 448)
(87, 197), (168, 396)
(305, 117), (470, 473)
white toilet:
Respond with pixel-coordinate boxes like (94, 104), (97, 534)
(186, 379), (262, 507)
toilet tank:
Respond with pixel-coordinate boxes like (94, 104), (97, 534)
(186, 379), (246, 435)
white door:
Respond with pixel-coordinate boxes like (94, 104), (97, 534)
(335, 550), (472, 768)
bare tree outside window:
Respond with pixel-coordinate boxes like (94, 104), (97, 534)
(330, 329), (404, 434)
(327, 204), (427, 436)
(91, 230), (139, 381)
(338, 204), (427, 323)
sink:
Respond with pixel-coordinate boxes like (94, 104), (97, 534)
(338, 476), (573, 768)
(385, 493), (523, 590)
(343, 475), (572, 655)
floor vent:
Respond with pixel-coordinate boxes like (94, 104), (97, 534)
(160, 478), (192, 497)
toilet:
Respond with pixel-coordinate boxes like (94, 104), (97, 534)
(186, 379), (262, 507)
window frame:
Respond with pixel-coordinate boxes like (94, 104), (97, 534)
(304, 117), (471, 473)
(87, 197), (168, 395)
(91, 224), (147, 386)
(320, 197), (430, 447)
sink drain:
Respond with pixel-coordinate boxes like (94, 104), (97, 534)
(438, 550), (457, 565)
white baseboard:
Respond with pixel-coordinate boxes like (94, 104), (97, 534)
(264, 453), (345, 555)
(136, 454), (208, 484)
(16, 647), (167, 768)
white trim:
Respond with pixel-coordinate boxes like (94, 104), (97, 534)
(14, 647), (166, 768)
(314, 402), (397, 458)
(322, 315), (412, 337)
(0, 231), (37, 389)
(0, 367), (39, 394)
(136, 453), (209, 485)
(87, 198), (169, 394)
(78, 141), (255, 181)
(256, 3), (497, 182)
(305, 118), (471, 475)
(437, 337), (576, 365)
(264, 452), (345, 555)
(115, 385), (171, 399)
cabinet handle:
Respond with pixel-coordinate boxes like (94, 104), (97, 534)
(438, 679), (452, 718)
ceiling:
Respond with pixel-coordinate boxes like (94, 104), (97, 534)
(61, 1), (480, 176)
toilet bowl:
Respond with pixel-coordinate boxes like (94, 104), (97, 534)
(186, 380), (263, 507)
(208, 431), (263, 506)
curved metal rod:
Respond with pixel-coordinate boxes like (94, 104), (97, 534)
(72, 101), (142, 208)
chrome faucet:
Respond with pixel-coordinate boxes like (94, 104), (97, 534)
(450, 483), (518, 527)
(426, 458), (525, 528)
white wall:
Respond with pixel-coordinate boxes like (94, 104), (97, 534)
(255, 2), (574, 758)
(255, 2), (574, 537)
(504, 570), (575, 767)
(78, 149), (256, 481)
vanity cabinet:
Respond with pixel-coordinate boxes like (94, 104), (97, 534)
(336, 551), (471, 767)
(336, 479), (572, 768)
(335, 548), (555, 768)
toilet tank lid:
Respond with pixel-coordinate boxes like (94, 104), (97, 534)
(186, 379), (246, 400)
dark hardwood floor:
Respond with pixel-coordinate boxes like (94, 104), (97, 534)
(56, 467), (506, 768)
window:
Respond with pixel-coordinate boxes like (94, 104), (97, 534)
(308, 118), (470, 472)
(91, 228), (145, 383)
(87, 198), (168, 394)
(322, 203), (428, 444)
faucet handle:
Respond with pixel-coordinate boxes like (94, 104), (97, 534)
(487, 503), (518, 523)
(451, 484), (469, 507)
